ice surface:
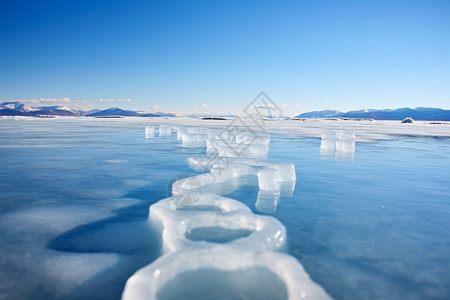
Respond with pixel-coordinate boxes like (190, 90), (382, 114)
(0, 203), (134, 299)
(122, 246), (331, 300)
(4, 118), (450, 299)
(2, 118), (449, 300)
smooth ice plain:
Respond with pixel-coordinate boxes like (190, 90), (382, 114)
(1, 117), (450, 300)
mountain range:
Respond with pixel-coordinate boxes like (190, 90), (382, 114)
(2, 101), (450, 121)
(296, 107), (450, 121)
(0, 102), (175, 117)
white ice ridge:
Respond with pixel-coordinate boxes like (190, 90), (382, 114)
(124, 125), (331, 299)
(122, 246), (331, 300)
(150, 193), (286, 252)
(186, 156), (296, 192)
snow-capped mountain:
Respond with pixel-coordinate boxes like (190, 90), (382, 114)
(0, 102), (176, 117)
(296, 107), (450, 121)
(294, 110), (343, 118)
(0, 102), (40, 114)
(87, 107), (176, 117)
(87, 107), (140, 117)
(37, 106), (79, 116)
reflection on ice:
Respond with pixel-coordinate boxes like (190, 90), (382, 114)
(145, 126), (155, 138)
(256, 190), (281, 214)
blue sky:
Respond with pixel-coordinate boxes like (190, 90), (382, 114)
(0, 0), (449, 116)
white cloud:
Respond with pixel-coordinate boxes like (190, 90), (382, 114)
(20, 99), (40, 104)
(39, 97), (71, 103)
(98, 98), (132, 103)
(75, 100), (89, 103)
(72, 103), (95, 111)
(255, 103), (299, 108)
(5, 98), (71, 104)
(152, 105), (160, 110)
(193, 104), (239, 115)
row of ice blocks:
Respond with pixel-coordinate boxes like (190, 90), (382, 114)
(145, 125), (173, 138)
(320, 131), (356, 152)
(147, 125), (270, 145)
(146, 125), (270, 159)
(124, 124), (333, 299)
(186, 157), (296, 191)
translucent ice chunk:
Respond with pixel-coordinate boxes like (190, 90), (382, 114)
(186, 157), (296, 192)
(187, 127), (208, 134)
(159, 125), (172, 136)
(150, 194), (285, 252)
(258, 168), (281, 190)
(271, 162), (296, 182)
(320, 132), (337, 151)
(145, 126), (155, 139)
(181, 133), (208, 148)
(217, 144), (268, 159)
(234, 131), (269, 145)
(172, 126), (187, 140)
(336, 131), (355, 153)
(122, 246), (332, 300)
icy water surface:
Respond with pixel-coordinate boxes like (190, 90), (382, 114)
(0, 118), (449, 299)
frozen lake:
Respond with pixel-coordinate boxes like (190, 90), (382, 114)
(0, 117), (449, 299)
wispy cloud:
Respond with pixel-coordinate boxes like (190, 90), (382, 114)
(99, 98), (132, 103)
(75, 100), (89, 103)
(40, 97), (71, 103)
(5, 97), (72, 104)
(254, 103), (299, 109)
(72, 103), (95, 111)
(19, 99), (40, 104)
(193, 104), (238, 116)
